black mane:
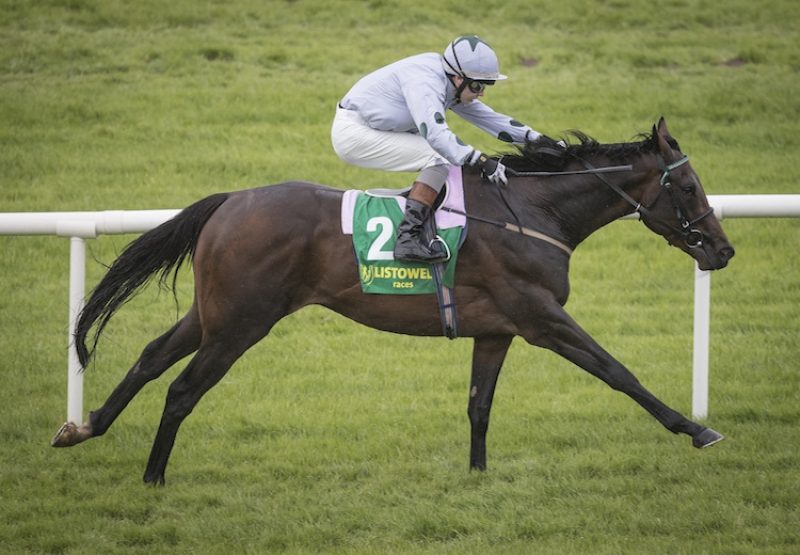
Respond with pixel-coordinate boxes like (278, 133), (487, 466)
(500, 129), (680, 173)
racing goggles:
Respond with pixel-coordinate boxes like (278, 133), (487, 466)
(467, 79), (495, 93)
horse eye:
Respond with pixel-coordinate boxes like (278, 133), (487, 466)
(681, 184), (696, 196)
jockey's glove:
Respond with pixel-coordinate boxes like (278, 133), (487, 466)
(468, 150), (508, 186)
(526, 130), (567, 150)
(527, 135), (569, 170)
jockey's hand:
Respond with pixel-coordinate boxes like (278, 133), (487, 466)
(483, 158), (508, 186)
(525, 130), (567, 150)
(469, 151), (508, 186)
(538, 134), (567, 151)
(528, 135), (569, 170)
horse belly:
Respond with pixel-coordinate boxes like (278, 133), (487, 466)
(324, 292), (446, 336)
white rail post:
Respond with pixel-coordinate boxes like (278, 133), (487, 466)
(57, 219), (96, 425)
(692, 263), (711, 419)
(67, 237), (86, 424)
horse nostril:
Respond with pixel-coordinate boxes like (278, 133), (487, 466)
(720, 246), (735, 261)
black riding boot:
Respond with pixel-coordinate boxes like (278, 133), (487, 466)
(393, 199), (448, 264)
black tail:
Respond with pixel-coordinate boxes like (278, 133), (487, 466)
(75, 193), (229, 367)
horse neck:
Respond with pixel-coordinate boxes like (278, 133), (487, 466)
(514, 153), (659, 248)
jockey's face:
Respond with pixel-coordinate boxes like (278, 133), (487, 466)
(453, 76), (485, 103)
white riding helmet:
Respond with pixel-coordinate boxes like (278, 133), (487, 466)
(442, 35), (508, 81)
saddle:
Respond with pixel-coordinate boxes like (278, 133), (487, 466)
(340, 166), (467, 338)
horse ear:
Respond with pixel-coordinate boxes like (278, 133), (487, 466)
(657, 116), (669, 137)
(655, 120), (674, 160)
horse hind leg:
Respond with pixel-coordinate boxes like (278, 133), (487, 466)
(141, 315), (278, 486)
(51, 305), (202, 448)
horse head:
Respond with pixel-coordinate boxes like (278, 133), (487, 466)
(637, 118), (735, 270)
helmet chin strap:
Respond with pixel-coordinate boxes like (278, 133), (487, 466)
(448, 74), (469, 104)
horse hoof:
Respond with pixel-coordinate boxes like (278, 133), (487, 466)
(143, 473), (166, 487)
(51, 422), (78, 447)
(692, 427), (725, 449)
(51, 421), (92, 447)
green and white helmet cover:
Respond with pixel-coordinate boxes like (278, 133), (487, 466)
(442, 35), (508, 81)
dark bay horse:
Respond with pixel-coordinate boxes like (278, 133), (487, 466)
(52, 118), (734, 485)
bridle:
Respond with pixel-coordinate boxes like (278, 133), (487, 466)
(575, 153), (715, 249)
(448, 150), (716, 256)
(655, 155), (715, 248)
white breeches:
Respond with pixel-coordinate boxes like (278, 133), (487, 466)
(331, 106), (450, 175)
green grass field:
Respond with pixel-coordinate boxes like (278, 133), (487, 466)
(1, 1), (799, 553)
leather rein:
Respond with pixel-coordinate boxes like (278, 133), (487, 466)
(442, 153), (714, 256)
(574, 154), (715, 249)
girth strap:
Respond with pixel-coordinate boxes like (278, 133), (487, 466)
(423, 215), (459, 339)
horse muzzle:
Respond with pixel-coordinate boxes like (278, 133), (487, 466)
(696, 244), (735, 271)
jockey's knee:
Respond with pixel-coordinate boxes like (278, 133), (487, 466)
(417, 164), (449, 193)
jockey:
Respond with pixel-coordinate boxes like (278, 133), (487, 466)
(332, 35), (544, 264)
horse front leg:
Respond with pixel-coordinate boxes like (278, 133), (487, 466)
(526, 303), (723, 448)
(468, 335), (513, 470)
